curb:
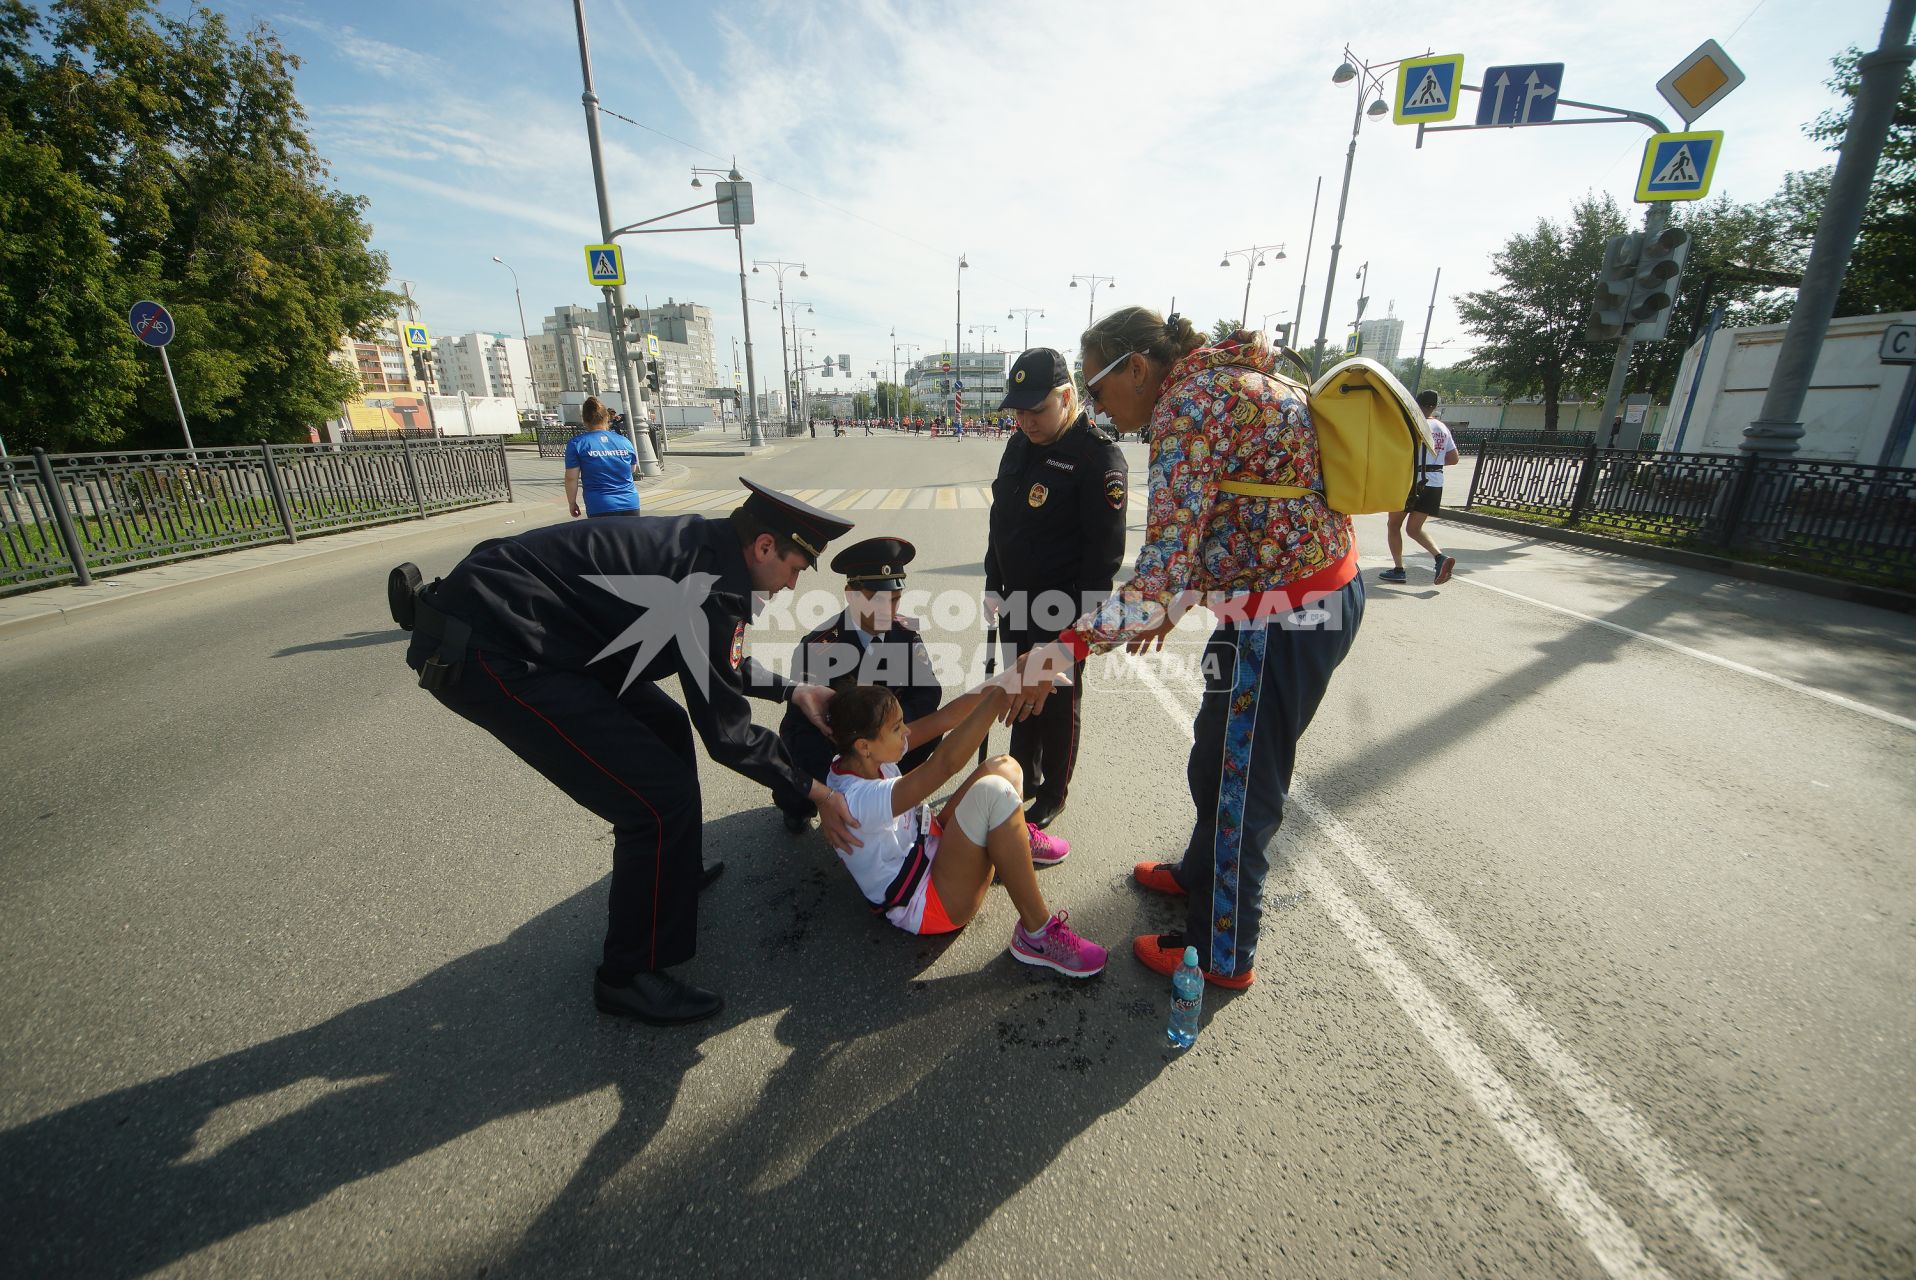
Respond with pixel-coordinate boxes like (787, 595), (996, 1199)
(0, 500), (560, 640)
(1438, 508), (1916, 615)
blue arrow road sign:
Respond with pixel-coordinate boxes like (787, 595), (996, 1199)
(1475, 63), (1564, 125)
(128, 300), (174, 347)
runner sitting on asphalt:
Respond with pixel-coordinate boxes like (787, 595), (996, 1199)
(825, 681), (1099, 977)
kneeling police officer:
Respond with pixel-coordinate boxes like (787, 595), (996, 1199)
(394, 479), (859, 1026)
(776, 536), (943, 832)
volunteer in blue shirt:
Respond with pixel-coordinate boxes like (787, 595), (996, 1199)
(563, 396), (641, 518)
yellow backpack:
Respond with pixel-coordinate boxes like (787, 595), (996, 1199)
(1217, 355), (1436, 516)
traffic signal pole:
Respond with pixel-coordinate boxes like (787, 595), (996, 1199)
(1594, 202), (1669, 443)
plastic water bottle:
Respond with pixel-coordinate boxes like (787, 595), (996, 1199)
(1166, 946), (1203, 1049)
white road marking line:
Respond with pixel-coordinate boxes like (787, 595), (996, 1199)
(1130, 661), (1782, 1280)
(1294, 791), (1788, 1280)
(1298, 861), (1672, 1280)
(1450, 575), (1915, 734)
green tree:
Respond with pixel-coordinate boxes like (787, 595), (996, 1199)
(1455, 194), (1626, 430)
(1790, 46), (1916, 316)
(0, 0), (394, 450)
(1209, 318), (1237, 344)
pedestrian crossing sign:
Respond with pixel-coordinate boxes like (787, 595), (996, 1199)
(1393, 54), (1464, 125)
(1635, 131), (1723, 201)
(584, 243), (626, 286)
(403, 324), (430, 349)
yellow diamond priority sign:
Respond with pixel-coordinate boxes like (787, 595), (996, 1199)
(1657, 40), (1745, 126)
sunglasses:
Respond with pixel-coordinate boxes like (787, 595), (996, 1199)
(1083, 351), (1134, 405)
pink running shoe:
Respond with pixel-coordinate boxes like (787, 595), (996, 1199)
(1010, 911), (1107, 978)
(1028, 824), (1071, 867)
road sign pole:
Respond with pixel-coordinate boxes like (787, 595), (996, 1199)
(156, 345), (197, 463)
(572, 0), (662, 477)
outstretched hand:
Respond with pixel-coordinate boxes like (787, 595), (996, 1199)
(1001, 641), (1075, 724)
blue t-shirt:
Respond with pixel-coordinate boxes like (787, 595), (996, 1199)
(563, 429), (640, 514)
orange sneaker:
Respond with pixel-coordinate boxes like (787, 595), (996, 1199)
(1132, 861), (1187, 896)
(1131, 934), (1255, 989)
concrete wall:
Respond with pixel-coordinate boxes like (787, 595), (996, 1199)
(1433, 399), (1671, 436)
(1665, 310), (1916, 465)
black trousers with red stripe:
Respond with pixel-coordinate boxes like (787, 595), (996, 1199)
(420, 646), (703, 981)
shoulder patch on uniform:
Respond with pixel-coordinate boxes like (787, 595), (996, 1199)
(730, 620), (745, 670)
(1104, 470), (1126, 510)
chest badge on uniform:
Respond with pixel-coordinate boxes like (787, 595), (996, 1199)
(1027, 481), (1049, 508)
(1104, 469), (1126, 510)
(730, 620), (745, 670)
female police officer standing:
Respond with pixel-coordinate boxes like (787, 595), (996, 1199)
(981, 348), (1127, 830)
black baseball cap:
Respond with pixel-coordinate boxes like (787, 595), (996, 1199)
(999, 348), (1073, 411)
(831, 536), (914, 592)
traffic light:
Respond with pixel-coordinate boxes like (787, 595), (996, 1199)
(1587, 231), (1642, 342)
(1627, 227), (1692, 340)
(411, 350), (430, 385)
(645, 359), (661, 393)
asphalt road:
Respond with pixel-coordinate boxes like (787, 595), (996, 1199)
(1, 432), (1911, 1278)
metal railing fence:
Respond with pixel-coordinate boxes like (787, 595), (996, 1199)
(0, 438), (511, 595)
(1466, 443), (1916, 589)
(1448, 427), (1662, 455)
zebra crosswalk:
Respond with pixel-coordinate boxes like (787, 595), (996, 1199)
(636, 484), (1004, 514)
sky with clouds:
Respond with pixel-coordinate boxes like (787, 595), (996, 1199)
(181, 0), (1894, 383)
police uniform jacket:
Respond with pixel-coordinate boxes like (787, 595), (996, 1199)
(777, 609), (942, 782)
(421, 513), (812, 808)
(982, 412), (1129, 618)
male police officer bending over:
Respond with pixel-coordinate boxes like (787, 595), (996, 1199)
(776, 536), (943, 833)
(395, 479), (860, 1026)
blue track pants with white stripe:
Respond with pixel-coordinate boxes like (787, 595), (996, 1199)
(1175, 576), (1365, 976)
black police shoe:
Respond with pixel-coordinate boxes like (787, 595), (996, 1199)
(593, 971), (724, 1025)
(1025, 794), (1066, 830)
(700, 860), (725, 890)
(782, 808), (816, 835)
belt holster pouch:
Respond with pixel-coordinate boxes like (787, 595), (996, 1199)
(413, 597), (471, 693)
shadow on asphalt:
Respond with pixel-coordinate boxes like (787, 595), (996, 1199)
(0, 810), (1170, 1276)
(272, 629), (410, 658)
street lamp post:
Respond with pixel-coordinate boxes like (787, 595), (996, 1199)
(1069, 274), (1116, 327)
(1293, 176), (1322, 361)
(490, 256), (543, 416)
(751, 259), (806, 433)
(1007, 307), (1044, 350)
(954, 254), (968, 420)
(1221, 244), (1287, 329)
(1312, 44), (1425, 377)
(794, 325), (817, 426)
(897, 341), (920, 421)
